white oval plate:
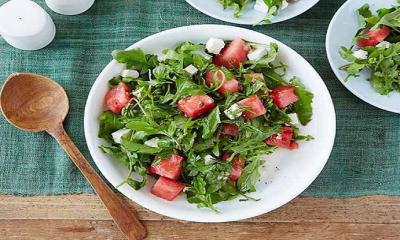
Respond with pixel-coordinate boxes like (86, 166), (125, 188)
(84, 25), (336, 222)
(185, 0), (320, 25)
(326, 0), (400, 114)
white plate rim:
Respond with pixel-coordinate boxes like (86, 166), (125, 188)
(84, 24), (336, 222)
(326, 0), (400, 114)
(185, 0), (321, 25)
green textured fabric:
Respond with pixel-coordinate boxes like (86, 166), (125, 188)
(0, 0), (399, 196)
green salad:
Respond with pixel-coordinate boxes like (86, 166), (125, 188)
(340, 3), (400, 95)
(98, 37), (313, 211)
(218, 0), (295, 23)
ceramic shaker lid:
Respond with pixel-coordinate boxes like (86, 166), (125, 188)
(0, 0), (56, 50)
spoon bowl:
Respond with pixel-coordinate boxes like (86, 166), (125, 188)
(0, 73), (69, 132)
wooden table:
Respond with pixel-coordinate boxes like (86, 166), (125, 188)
(1, 194), (399, 239)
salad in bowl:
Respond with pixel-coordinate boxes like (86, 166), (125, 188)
(185, 0), (319, 25)
(340, 3), (400, 95)
(99, 37), (313, 211)
(219, 0), (298, 23)
(85, 25), (335, 222)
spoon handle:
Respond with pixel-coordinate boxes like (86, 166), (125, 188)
(47, 125), (147, 240)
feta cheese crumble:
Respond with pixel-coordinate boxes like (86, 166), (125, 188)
(111, 128), (131, 144)
(281, 0), (289, 10)
(144, 137), (159, 148)
(184, 64), (198, 76)
(121, 69), (139, 78)
(376, 41), (391, 49)
(204, 155), (216, 165)
(288, 113), (300, 125)
(248, 47), (268, 61)
(352, 49), (368, 60)
(224, 104), (243, 120)
(206, 38), (225, 54)
(254, 0), (269, 13)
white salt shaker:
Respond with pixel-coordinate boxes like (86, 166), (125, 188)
(0, 0), (56, 51)
(45, 0), (95, 15)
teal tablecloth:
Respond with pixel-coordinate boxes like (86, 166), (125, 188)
(0, 0), (399, 196)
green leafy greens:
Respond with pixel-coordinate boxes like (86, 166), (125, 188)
(340, 3), (400, 95)
(218, 0), (290, 24)
(98, 39), (313, 211)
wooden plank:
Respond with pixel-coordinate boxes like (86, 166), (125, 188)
(0, 194), (399, 223)
(1, 219), (400, 240)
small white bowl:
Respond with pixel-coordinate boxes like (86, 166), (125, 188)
(326, 0), (400, 114)
(185, 0), (320, 25)
(84, 25), (336, 222)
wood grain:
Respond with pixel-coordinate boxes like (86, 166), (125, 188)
(1, 195), (400, 239)
(1, 219), (400, 240)
(1, 194), (399, 224)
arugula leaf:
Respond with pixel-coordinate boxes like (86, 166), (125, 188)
(99, 146), (129, 165)
(237, 157), (263, 192)
(200, 106), (221, 139)
(186, 176), (218, 212)
(218, 0), (251, 18)
(125, 120), (161, 135)
(375, 8), (400, 31)
(121, 138), (162, 154)
(98, 111), (124, 142)
(113, 48), (148, 70)
(291, 81), (314, 125)
(162, 77), (205, 104)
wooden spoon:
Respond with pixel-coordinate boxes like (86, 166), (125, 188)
(0, 73), (147, 240)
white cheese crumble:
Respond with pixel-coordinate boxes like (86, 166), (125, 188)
(158, 54), (167, 62)
(288, 113), (300, 125)
(144, 137), (159, 148)
(254, 0), (269, 13)
(376, 41), (391, 49)
(206, 38), (225, 54)
(121, 69), (139, 79)
(184, 64), (198, 76)
(352, 49), (368, 60)
(248, 47), (268, 61)
(204, 155), (216, 165)
(224, 104), (243, 120)
(111, 128), (131, 144)
(281, 0), (289, 10)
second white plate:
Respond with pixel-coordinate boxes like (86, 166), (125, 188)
(326, 0), (400, 114)
(185, 0), (320, 25)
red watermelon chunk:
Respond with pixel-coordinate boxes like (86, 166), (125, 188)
(105, 83), (132, 113)
(150, 177), (185, 201)
(221, 123), (239, 137)
(265, 126), (298, 150)
(237, 95), (266, 119)
(205, 69), (240, 96)
(149, 154), (184, 181)
(357, 26), (391, 47)
(269, 86), (299, 109)
(230, 158), (245, 181)
(177, 95), (215, 119)
(221, 152), (245, 181)
(213, 38), (249, 69)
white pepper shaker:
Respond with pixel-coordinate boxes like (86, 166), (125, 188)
(45, 0), (95, 15)
(0, 0), (56, 51)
